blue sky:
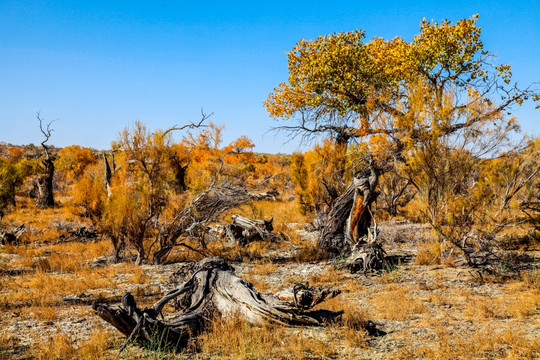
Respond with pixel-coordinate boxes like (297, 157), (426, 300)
(1, 1), (538, 153)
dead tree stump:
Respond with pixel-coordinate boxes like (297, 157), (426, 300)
(318, 164), (379, 256)
(93, 257), (342, 353)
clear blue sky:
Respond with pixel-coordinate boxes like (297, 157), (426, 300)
(1, 1), (538, 153)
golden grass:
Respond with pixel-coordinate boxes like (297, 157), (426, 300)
(249, 261), (277, 276)
(415, 241), (442, 265)
(369, 285), (426, 321)
(0, 331), (19, 360)
(237, 199), (308, 224)
(29, 326), (115, 360)
(198, 303), (367, 360)
(461, 289), (540, 321)
(0, 268), (114, 312)
(396, 324), (540, 360)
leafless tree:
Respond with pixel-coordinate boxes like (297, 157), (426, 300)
(35, 111), (56, 207)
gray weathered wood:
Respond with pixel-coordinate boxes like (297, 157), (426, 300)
(93, 257), (342, 353)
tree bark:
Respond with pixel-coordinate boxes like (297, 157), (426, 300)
(93, 257), (342, 353)
(36, 157), (55, 207)
(223, 215), (277, 246)
(318, 163), (379, 256)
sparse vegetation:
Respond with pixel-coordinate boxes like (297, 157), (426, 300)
(1, 14), (540, 360)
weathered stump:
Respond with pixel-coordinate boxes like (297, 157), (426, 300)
(93, 257), (342, 353)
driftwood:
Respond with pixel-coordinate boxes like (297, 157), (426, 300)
(93, 257), (342, 353)
(223, 215), (278, 246)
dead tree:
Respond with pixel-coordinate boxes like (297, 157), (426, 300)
(223, 215), (278, 246)
(318, 162), (379, 256)
(103, 153), (113, 198)
(93, 257), (342, 353)
(248, 189), (280, 201)
(151, 185), (256, 264)
(0, 224), (26, 245)
(35, 112), (56, 207)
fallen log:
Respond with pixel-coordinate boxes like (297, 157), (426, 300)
(0, 224), (26, 245)
(249, 189), (280, 201)
(93, 257), (342, 353)
(223, 215), (279, 246)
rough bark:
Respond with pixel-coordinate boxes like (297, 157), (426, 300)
(103, 154), (112, 198)
(342, 242), (386, 274)
(93, 257), (342, 353)
(35, 112), (55, 208)
(223, 215), (278, 246)
(36, 157), (55, 207)
(318, 164), (379, 256)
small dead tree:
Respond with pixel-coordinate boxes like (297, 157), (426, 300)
(35, 112), (56, 207)
(151, 185), (255, 264)
(93, 257), (342, 353)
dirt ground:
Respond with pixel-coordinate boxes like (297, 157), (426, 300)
(1, 224), (539, 359)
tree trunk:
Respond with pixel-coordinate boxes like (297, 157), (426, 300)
(93, 257), (342, 353)
(36, 157), (55, 207)
(318, 163), (379, 256)
(103, 154), (112, 198)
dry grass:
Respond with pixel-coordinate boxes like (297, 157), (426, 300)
(198, 301), (368, 360)
(369, 285), (427, 321)
(461, 289), (540, 321)
(28, 326), (115, 360)
(2, 193), (540, 359)
(250, 261), (277, 276)
(237, 199), (307, 224)
(396, 324), (540, 359)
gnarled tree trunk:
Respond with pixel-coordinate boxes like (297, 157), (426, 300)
(93, 257), (342, 353)
(318, 163), (379, 256)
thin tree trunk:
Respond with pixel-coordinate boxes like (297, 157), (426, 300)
(36, 157), (54, 207)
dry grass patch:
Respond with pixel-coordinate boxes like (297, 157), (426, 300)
(370, 285), (426, 321)
(0, 268), (114, 312)
(240, 199), (307, 224)
(199, 313), (338, 360)
(250, 260), (277, 276)
(29, 326), (115, 360)
(0, 331), (20, 360)
(396, 324), (540, 359)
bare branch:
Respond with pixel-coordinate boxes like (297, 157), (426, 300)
(162, 109), (212, 137)
(36, 111), (57, 160)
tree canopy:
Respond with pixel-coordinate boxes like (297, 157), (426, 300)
(265, 15), (539, 151)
